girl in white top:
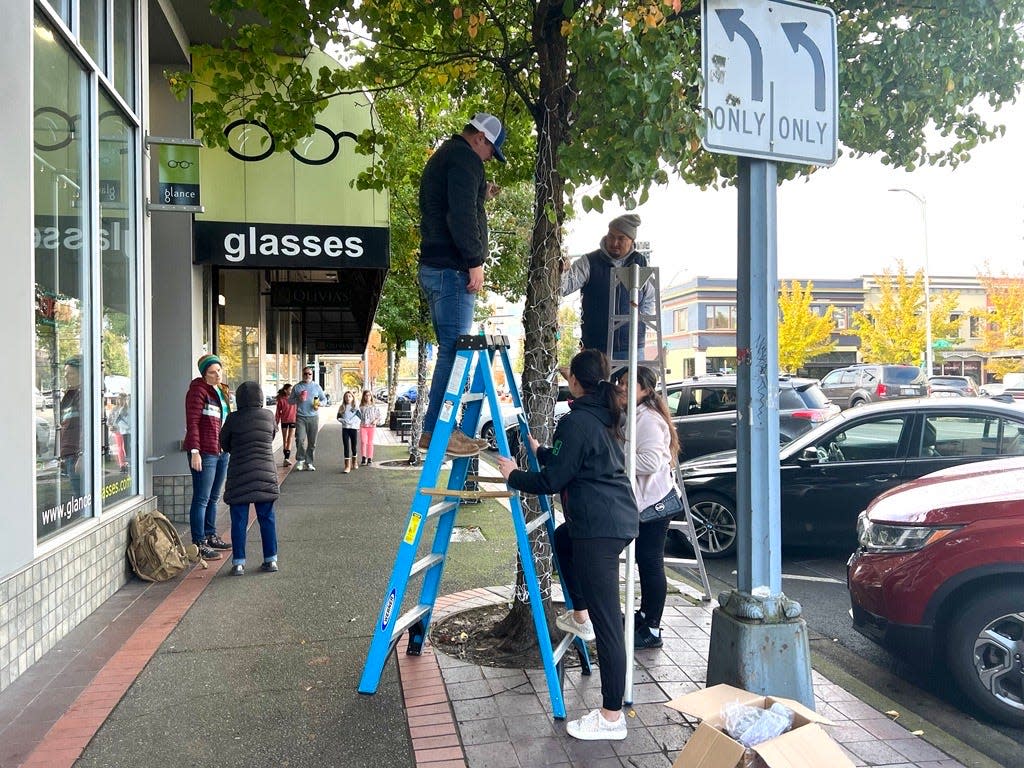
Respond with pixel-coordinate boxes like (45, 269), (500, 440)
(621, 366), (680, 649)
(337, 391), (362, 473)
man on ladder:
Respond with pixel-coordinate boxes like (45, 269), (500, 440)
(417, 111), (507, 457)
(560, 213), (655, 366)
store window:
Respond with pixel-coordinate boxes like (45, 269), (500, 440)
(217, 270), (262, 391)
(112, 0), (135, 107)
(78, 0), (107, 69)
(99, 92), (137, 505)
(705, 305), (736, 330)
(33, 14), (94, 538)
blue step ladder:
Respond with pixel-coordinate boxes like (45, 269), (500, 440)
(358, 334), (591, 719)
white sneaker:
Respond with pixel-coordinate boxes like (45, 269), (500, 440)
(296, 462), (306, 471)
(556, 611), (596, 642)
(307, 464), (317, 471)
(566, 709), (627, 741)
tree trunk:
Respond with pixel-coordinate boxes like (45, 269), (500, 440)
(490, 2), (572, 653)
(409, 297), (431, 464)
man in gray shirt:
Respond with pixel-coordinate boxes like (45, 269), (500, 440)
(288, 365), (326, 471)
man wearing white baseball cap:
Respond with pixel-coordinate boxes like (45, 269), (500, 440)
(418, 113), (507, 457)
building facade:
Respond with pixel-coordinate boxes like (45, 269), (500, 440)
(1, 0), (387, 692)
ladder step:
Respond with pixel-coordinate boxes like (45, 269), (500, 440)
(389, 604), (432, 643)
(524, 511), (551, 535)
(664, 556), (702, 568)
(551, 632), (575, 664)
(410, 553), (445, 578)
(427, 500), (460, 519)
(420, 487), (514, 499)
(465, 475), (507, 483)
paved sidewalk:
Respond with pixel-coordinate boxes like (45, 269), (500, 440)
(0, 420), (997, 767)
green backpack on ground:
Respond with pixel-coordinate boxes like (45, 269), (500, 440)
(127, 510), (190, 582)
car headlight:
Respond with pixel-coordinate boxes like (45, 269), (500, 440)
(857, 512), (961, 553)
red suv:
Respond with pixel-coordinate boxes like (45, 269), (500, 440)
(848, 457), (1024, 725)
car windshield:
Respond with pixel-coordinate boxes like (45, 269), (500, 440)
(883, 366), (925, 384)
(931, 377), (966, 387)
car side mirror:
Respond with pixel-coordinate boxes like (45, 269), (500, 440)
(798, 447), (822, 464)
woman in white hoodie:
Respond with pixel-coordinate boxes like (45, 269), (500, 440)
(622, 366), (680, 649)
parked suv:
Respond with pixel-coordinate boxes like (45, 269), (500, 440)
(819, 364), (927, 409)
(849, 456), (1024, 726)
(927, 375), (978, 397)
(665, 374), (839, 462)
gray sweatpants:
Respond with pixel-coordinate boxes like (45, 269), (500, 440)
(295, 414), (320, 464)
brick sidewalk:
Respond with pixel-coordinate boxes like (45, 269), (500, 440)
(399, 587), (966, 768)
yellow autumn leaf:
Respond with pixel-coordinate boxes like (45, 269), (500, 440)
(560, 19), (573, 36)
(468, 22), (478, 39)
(437, 73), (449, 85)
(453, 5), (462, 19)
(946, 78), (955, 92)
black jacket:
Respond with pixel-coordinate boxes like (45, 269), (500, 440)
(506, 388), (638, 541)
(220, 381), (280, 505)
(418, 134), (488, 271)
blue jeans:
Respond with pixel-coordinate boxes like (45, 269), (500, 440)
(419, 265), (476, 433)
(230, 501), (278, 565)
(188, 452), (229, 544)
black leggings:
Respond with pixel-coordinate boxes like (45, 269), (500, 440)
(635, 517), (672, 628)
(342, 427), (358, 458)
(553, 524), (630, 712)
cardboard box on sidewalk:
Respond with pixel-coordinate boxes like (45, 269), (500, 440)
(664, 683), (854, 768)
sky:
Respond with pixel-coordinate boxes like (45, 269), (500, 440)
(564, 99), (1024, 287)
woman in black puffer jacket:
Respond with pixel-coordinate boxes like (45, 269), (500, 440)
(497, 349), (637, 743)
(219, 381), (280, 575)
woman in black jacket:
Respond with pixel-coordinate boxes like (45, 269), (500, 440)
(219, 381), (280, 576)
(497, 349), (637, 742)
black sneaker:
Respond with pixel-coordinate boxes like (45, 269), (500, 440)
(634, 624), (663, 649)
(207, 534), (231, 550)
(260, 561), (279, 573)
(197, 543), (222, 560)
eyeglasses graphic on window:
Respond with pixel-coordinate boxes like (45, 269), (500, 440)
(167, 160), (193, 168)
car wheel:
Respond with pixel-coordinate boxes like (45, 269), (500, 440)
(480, 422), (497, 451)
(849, 398), (865, 408)
(669, 492), (737, 558)
(945, 588), (1024, 726)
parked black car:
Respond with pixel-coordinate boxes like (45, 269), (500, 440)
(819, 363), (927, 409)
(675, 398), (1024, 557)
(665, 374), (839, 462)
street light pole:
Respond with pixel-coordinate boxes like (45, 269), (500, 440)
(889, 188), (933, 375)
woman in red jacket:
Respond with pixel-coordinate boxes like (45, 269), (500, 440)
(275, 383), (297, 466)
(183, 354), (232, 561)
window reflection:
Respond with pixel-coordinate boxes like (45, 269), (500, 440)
(99, 92), (136, 505)
(33, 13), (94, 538)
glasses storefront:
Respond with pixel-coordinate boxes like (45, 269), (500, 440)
(0, 0), (148, 693)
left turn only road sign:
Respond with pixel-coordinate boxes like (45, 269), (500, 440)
(701, 0), (838, 166)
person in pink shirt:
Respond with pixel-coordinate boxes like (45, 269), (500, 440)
(275, 383), (297, 466)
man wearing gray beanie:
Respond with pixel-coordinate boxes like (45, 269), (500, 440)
(561, 213), (655, 363)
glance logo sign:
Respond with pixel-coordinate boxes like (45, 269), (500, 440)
(194, 221), (389, 270)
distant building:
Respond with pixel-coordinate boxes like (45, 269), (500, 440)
(661, 274), (990, 382)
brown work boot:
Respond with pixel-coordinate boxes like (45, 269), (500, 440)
(417, 431), (431, 451)
(445, 430), (481, 457)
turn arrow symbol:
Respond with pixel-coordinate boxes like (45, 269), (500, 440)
(782, 21), (826, 111)
(716, 8), (763, 102)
